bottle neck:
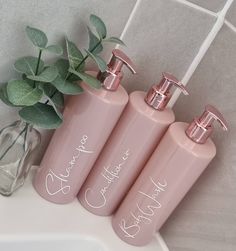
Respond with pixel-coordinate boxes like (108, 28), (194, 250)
(145, 87), (171, 111)
(97, 70), (123, 91)
(185, 118), (213, 144)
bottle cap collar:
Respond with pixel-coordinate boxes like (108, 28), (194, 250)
(145, 72), (189, 110)
(185, 104), (228, 144)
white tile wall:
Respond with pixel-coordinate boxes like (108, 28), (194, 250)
(0, 0), (235, 250)
(119, 0), (216, 93)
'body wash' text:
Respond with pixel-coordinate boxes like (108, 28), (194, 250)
(119, 177), (167, 239)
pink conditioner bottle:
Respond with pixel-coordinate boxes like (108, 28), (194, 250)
(79, 72), (188, 215)
(33, 49), (136, 204)
(112, 105), (228, 246)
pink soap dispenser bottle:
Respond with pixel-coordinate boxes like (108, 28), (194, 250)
(78, 72), (188, 216)
(33, 49), (136, 204)
(112, 105), (228, 246)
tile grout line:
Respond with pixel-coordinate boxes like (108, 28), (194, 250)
(116, 0), (142, 48)
(219, 0), (234, 17)
(156, 232), (170, 251)
(225, 20), (236, 32)
(169, 0), (235, 107)
(174, 0), (217, 17)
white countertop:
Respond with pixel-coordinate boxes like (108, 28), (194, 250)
(0, 167), (169, 251)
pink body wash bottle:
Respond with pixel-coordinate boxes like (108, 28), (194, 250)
(112, 105), (228, 246)
(78, 73), (188, 215)
(33, 49), (136, 204)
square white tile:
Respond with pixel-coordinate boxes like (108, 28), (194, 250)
(118, 0), (216, 93)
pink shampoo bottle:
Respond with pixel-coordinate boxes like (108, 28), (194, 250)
(112, 105), (228, 246)
(33, 49), (136, 204)
(78, 73), (188, 215)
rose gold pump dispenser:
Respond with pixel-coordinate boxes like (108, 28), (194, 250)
(97, 49), (136, 91)
(186, 104), (228, 144)
(112, 104), (228, 246)
(145, 72), (189, 110)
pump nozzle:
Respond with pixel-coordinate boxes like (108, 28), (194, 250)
(97, 49), (136, 91)
(145, 72), (189, 110)
(186, 104), (228, 144)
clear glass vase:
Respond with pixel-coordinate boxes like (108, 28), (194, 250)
(0, 120), (41, 196)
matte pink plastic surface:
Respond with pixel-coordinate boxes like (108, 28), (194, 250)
(78, 91), (175, 215)
(112, 122), (216, 246)
(33, 73), (128, 204)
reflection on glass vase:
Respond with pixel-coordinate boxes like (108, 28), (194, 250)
(0, 120), (41, 196)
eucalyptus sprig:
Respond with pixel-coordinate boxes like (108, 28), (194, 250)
(52, 14), (125, 96)
(0, 26), (64, 129)
(0, 14), (125, 129)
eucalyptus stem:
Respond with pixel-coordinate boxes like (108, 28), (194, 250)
(0, 124), (28, 161)
(44, 39), (103, 105)
(67, 39), (102, 79)
(33, 49), (42, 87)
(35, 49), (42, 75)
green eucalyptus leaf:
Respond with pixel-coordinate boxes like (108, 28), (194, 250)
(26, 26), (48, 48)
(14, 56), (44, 76)
(0, 84), (19, 107)
(39, 83), (63, 119)
(39, 83), (64, 108)
(51, 76), (83, 95)
(104, 37), (125, 46)
(88, 27), (103, 54)
(48, 100), (63, 119)
(7, 79), (43, 106)
(27, 66), (58, 82)
(66, 38), (84, 69)
(19, 103), (62, 129)
(44, 44), (63, 55)
(51, 92), (64, 109)
(54, 58), (82, 82)
(54, 59), (69, 79)
(22, 74), (35, 87)
(69, 69), (101, 89)
(90, 14), (107, 39)
(67, 72), (82, 82)
(85, 49), (107, 72)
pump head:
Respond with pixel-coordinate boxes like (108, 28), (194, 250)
(186, 104), (228, 144)
(97, 49), (136, 91)
(145, 72), (189, 110)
